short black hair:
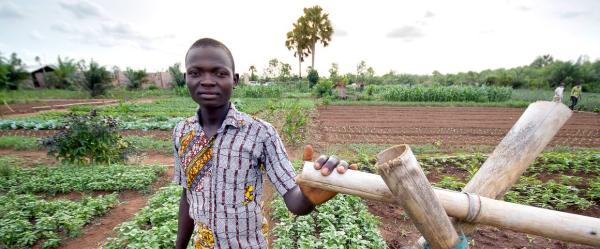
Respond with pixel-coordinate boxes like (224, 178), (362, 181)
(186, 38), (235, 72)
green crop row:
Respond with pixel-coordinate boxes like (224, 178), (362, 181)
(0, 193), (118, 249)
(381, 85), (512, 102)
(102, 184), (182, 249)
(0, 164), (165, 194)
(233, 85), (284, 98)
(271, 194), (386, 249)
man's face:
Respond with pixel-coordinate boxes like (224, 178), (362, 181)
(185, 46), (238, 108)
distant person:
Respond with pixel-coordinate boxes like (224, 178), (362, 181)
(553, 82), (565, 102)
(569, 81), (583, 110)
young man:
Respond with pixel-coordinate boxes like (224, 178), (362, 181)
(569, 81), (583, 110)
(173, 38), (353, 249)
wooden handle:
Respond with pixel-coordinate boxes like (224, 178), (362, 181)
(296, 162), (600, 247)
(303, 144), (314, 161)
(376, 145), (459, 249)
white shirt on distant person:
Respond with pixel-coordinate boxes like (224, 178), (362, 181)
(554, 86), (564, 102)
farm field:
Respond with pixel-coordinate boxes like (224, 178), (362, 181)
(0, 87), (598, 249)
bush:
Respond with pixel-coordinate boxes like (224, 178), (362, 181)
(313, 79), (333, 97)
(42, 111), (132, 165)
(168, 63), (185, 88)
(307, 69), (319, 88)
(174, 86), (189, 96)
(148, 85), (158, 90)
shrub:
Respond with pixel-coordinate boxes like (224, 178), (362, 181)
(168, 63), (186, 88)
(313, 79), (333, 97)
(174, 86), (189, 96)
(42, 111), (132, 165)
(307, 69), (319, 88)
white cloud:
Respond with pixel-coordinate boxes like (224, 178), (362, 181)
(29, 30), (44, 40)
(386, 25), (425, 41)
(560, 11), (586, 19)
(424, 11), (435, 18)
(0, 2), (25, 19)
(59, 0), (106, 19)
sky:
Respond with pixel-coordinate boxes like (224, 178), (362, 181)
(1, 0), (599, 76)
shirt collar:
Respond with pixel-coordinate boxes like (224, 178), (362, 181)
(194, 102), (243, 131)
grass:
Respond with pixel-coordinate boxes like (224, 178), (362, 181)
(123, 136), (171, 152)
(0, 88), (176, 104)
(512, 89), (600, 111)
(0, 136), (41, 150)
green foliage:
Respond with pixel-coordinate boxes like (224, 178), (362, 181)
(124, 68), (148, 90)
(123, 136), (170, 152)
(381, 85), (512, 102)
(168, 63), (186, 88)
(0, 52), (29, 90)
(282, 103), (308, 144)
(434, 176), (466, 191)
(271, 194), (386, 249)
(174, 85), (189, 97)
(313, 79), (333, 97)
(0, 156), (21, 177)
(0, 164), (165, 194)
(41, 111), (132, 165)
(0, 136), (41, 150)
(297, 5), (333, 69)
(0, 193), (118, 249)
(49, 56), (80, 89)
(505, 176), (593, 210)
(80, 60), (112, 97)
(102, 185), (182, 249)
(307, 69), (319, 88)
(234, 85), (283, 98)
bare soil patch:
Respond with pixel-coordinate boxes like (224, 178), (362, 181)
(1, 99), (118, 117)
(317, 106), (600, 147)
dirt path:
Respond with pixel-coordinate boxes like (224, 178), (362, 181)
(59, 166), (173, 249)
(317, 106), (600, 147)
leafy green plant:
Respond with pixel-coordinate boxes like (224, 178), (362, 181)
(282, 103), (308, 144)
(0, 136), (41, 150)
(0, 164), (164, 194)
(0, 52), (29, 90)
(234, 85), (283, 98)
(102, 185), (181, 249)
(313, 79), (333, 97)
(41, 111), (132, 165)
(0, 193), (118, 249)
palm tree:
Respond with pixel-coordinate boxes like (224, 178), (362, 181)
(301, 5), (333, 69)
(285, 17), (310, 78)
(249, 65), (258, 81)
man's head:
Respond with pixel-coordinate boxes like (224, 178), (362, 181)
(185, 38), (239, 108)
(560, 82), (565, 87)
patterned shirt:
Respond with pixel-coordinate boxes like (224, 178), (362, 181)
(173, 104), (297, 249)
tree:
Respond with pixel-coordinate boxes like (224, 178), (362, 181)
(298, 5), (333, 69)
(51, 56), (79, 89)
(168, 63), (185, 88)
(79, 60), (111, 97)
(285, 19), (310, 78)
(329, 62), (339, 81)
(124, 68), (148, 90)
(356, 60), (367, 83)
(279, 62), (292, 82)
(0, 52), (29, 90)
(249, 65), (258, 81)
(264, 58), (280, 81)
(530, 54), (554, 68)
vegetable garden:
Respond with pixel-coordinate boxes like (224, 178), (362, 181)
(0, 86), (598, 248)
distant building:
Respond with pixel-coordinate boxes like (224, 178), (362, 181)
(113, 69), (173, 89)
(30, 65), (56, 88)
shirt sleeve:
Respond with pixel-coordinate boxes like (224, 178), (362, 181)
(172, 124), (187, 188)
(262, 129), (297, 196)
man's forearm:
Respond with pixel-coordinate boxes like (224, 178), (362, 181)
(283, 185), (315, 215)
(176, 188), (194, 249)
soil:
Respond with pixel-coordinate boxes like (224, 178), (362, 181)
(0, 130), (172, 140)
(368, 200), (598, 249)
(316, 106), (600, 147)
(0, 99), (118, 117)
(58, 166), (173, 249)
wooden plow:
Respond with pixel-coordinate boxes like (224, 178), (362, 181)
(297, 101), (600, 248)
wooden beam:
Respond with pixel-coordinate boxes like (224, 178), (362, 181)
(296, 162), (600, 247)
(376, 145), (460, 249)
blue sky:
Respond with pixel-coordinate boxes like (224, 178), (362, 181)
(1, 0), (599, 76)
